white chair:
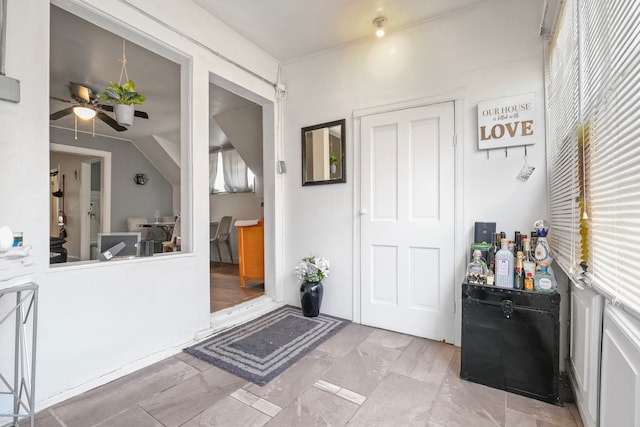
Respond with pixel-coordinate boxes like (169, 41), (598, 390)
(162, 215), (181, 252)
(210, 216), (233, 266)
(127, 217), (149, 239)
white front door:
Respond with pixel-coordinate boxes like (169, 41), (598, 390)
(360, 102), (455, 342)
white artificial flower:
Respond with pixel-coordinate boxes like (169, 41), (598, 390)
(293, 255), (330, 283)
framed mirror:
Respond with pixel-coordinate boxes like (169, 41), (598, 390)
(301, 119), (346, 186)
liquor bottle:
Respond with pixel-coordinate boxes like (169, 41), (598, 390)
(533, 220), (553, 265)
(487, 233), (497, 274)
(514, 251), (524, 289)
(522, 237), (537, 278)
(486, 270), (495, 286)
(466, 249), (488, 285)
(530, 230), (538, 256)
(495, 238), (514, 288)
(534, 262), (557, 293)
(524, 272), (534, 291)
(514, 231), (522, 253)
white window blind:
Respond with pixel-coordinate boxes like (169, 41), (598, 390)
(547, 0), (640, 315)
(582, 0), (640, 314)
(546, 0), (581, 275)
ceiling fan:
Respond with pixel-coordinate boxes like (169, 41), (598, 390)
(50, 82), (149, 132)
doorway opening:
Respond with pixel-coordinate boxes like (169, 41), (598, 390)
(49, 143), (111, 264)
(207, 80), (268, 313)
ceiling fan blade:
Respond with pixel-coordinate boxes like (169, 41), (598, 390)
(97, 104), (149, 119)
(50, 107), (74, 121)
(96, 112), (128, 132)
(51, 96), (74, 104)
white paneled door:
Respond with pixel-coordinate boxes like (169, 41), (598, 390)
(360, 102), (455, 342)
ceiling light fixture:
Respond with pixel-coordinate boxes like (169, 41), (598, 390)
(373, 16), (387, 38)
(73, 106), (96, 120)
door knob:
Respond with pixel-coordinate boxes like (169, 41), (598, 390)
(359, 209), (367, 215)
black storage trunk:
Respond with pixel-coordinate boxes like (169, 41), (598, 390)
(460, 282), (560, 404)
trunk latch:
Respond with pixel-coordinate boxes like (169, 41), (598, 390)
(501, 300), (514, 319)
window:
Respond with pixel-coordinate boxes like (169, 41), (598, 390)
(209, 149), (254, 194)
(546, 0), (640, 315)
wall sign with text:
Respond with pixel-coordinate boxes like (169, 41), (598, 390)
(477, 93), (536, 150)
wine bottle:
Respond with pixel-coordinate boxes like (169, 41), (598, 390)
(514, 251), (524, 290)
(514, 231), (522, 254)
(487, 233), (497, 274)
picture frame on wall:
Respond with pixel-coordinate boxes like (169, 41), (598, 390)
(477, 92), (537, 150)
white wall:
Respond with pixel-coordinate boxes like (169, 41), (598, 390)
(0, 0), (279, 409)
(281, 0), (548, 332)
(0, 0), (548, 410)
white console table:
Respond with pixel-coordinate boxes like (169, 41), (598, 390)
(0, 248), (37, 427)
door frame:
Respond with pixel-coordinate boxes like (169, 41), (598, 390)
(50, 143), (112, 262)
(353, 92), (466, 345)
(208, 72), (281, 306)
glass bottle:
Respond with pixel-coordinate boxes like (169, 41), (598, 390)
(534, 262), (557, 293)
(486, 269), (495, 286)
(514, 231), (521, 254)
(530, 230), (538, 254)
(495, 238), (514, 288)
(524, 272), (534, 291)
(487, 233), (497, 274)
(514, 251), (524, 290)
(466, 249), (488, 285)
(522, 237), (537, 279)
(533, 220), (553, 265)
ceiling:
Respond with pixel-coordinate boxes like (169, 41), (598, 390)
(50, 6), (183, 142)
(193, 0), (489, 63)
(50, 0), (492, 144)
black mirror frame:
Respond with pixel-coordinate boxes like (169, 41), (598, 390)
(301, 119), (346, 186)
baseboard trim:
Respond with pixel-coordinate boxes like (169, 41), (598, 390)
(207, 295), (284, 336)
(35, 344), (185, 412)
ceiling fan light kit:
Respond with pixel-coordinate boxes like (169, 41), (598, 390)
(72, 106), (96, 120)
(49, 40), (149, 133)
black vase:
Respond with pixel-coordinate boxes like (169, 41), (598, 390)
(300, 281), (324, 317)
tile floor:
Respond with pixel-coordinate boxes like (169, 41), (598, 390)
(29, 323), (583, 427)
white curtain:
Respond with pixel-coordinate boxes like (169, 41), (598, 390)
(222, 149), (250, 192)
(209, 151), (219, 194)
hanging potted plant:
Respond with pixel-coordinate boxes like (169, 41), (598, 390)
(329, 154), (338, 175)
(100, 80), (146, 126)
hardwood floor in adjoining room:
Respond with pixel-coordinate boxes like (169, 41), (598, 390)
(210, 262), (264, 313)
